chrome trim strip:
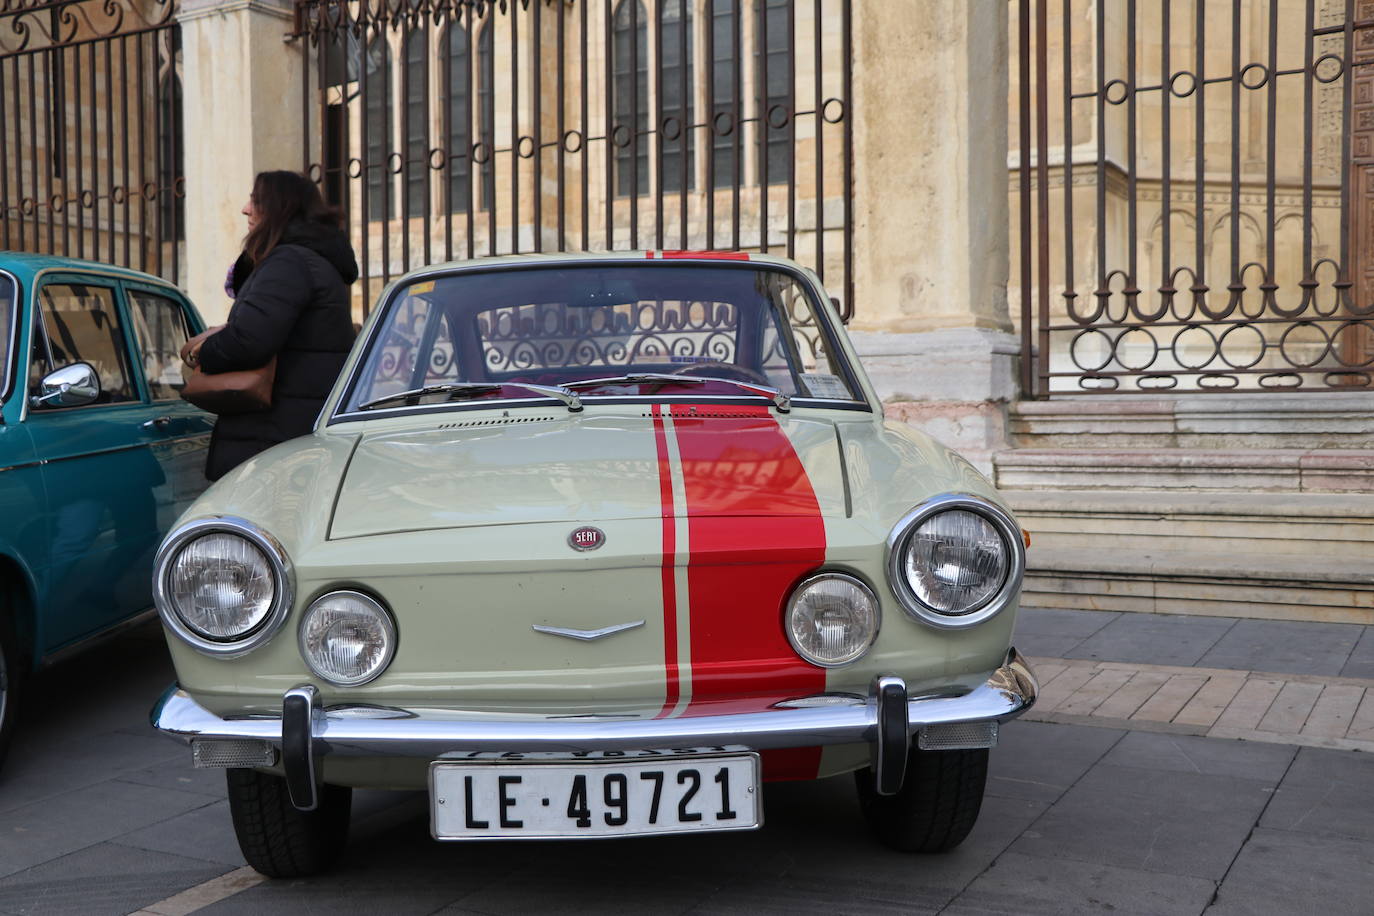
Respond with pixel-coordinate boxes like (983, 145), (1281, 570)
(151, 650), (1037, 756)
(531, 620), (645, 641)
(151, 516), (296, 658)
(885, 493), (1028, 631)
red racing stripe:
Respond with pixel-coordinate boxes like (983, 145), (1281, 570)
(668, 405), (827, 778)
(650, 405), (680, 717)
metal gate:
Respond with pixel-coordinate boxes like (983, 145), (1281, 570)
(1017, 0), (1374, 396)
(0, 0), (185, 283)
(288, 0), (853, 318)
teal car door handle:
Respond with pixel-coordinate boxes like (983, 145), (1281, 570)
(141, 416), (172, 430)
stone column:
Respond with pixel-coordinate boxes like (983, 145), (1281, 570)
(848, 0), (1014, 474)
(178, 0), (305, 323)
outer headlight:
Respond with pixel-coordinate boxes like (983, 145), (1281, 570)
(153, 517), (294, 656)
(785, 573), (880, 667)
(887, 494), (1025, 629)
(299, 591), (397, 686)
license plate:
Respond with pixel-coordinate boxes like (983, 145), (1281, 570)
(429, 749), (761, 839)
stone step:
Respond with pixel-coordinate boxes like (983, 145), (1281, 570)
(1011, 393), (1374, 450)
(993, 447), (1374, 492)
(1005, 490), (1374, 561)
(1023, 546), (1374, 625)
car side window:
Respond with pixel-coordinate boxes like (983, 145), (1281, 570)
(28, 282), (137, 407)
(127, 288), (193, 400)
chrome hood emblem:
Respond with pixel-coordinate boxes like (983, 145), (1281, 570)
(532, 620), (645, 641)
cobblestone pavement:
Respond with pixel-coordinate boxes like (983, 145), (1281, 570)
(0, 611), (1371, 915)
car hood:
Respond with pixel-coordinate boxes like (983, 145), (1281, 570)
(328, 410), (850, 539)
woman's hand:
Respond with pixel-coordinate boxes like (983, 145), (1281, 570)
(182, 325), (226, 369)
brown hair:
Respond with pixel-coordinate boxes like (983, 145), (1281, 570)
(241, 170), (340, 266)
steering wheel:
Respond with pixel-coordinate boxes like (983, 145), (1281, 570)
(669, 361), (772, 386)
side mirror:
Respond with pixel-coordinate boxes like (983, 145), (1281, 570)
(31, 362), (101, 409)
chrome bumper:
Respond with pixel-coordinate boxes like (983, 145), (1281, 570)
(152, 649), (1036, 808)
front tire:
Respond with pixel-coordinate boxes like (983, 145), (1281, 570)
(226, 768), (352, 878)
(855, 747), (988, 853)
(0, 604), (22, 773)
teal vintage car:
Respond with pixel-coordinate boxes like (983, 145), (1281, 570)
(149, 252), (1037, 878)
(0, 254), (213, 767)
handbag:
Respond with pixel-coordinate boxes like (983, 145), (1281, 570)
(179, 326), (276, 414)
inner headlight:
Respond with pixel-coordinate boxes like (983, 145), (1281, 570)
(168, 533), (275, 639)
(154, 517), (293, 656)
(785, 574), (879, 667)
(299, 591), (397, 686)
(888, 496), (1023, 629)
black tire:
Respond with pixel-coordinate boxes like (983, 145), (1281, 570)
(226, 768), (352, 878)
(854, 747), (988, 853)
(0, 602), (22, 774)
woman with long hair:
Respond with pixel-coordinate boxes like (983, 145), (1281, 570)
(184, 170), (358, 480)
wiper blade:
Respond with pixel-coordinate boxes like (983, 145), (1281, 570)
(563, 373), (788, 412)
(359, 383), (500, 410)
(562, 373), (705, 390)
(359, 381), (582, 412)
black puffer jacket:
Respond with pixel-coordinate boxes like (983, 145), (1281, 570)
(198, 221), (358, 480)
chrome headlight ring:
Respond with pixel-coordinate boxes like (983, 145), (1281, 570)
(885, 494), (1025, 630)
(152, 516), (295, 657)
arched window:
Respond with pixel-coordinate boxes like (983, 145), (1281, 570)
(446, 23), (472, 212)
(363, 34), (392, 219)
(404, 31), (428, 217)
(710, 0), (737, 189)
(612, 0), (648, 197)
(756, 0), (791, 185)
(660, 0), (694, 192)
(477, 21), (496, 210)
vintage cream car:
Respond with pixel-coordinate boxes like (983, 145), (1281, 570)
(150, 252), (1037, 877)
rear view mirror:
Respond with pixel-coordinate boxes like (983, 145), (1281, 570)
(31, 362), (101, 408)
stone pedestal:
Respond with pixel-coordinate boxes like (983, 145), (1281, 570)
(179, 0), (304, 322)
(849, 1), (1013, 472)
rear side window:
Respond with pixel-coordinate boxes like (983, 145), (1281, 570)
(128, 289), (193, 400)
(28, 282), (137, 406)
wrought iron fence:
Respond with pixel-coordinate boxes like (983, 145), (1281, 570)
(1016, 0), (1374, 395)
(0, 0), (185, 283)
(288, 0), (853, 320)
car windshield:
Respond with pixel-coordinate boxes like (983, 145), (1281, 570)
(341, 262), (861, 414)
(0, 274), (13, 401)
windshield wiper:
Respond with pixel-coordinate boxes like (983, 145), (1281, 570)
(563, 373), (789, 413)
(359, 381), (582, 412)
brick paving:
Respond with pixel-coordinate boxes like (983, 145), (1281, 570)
(1025, 656), (1374, 752)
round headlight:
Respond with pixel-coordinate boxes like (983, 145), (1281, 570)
(785, 574), (879, 667)
(887, 496), (1023, 629)
(299, 591), (396, 686)
(168, 533), (275, 639)
(154, 517), (294, 656)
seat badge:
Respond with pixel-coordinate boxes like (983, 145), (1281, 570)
(569, 526), (605, 551)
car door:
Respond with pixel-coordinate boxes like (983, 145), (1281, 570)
(24, 273), (182, 652)
(121, 281), (214, 514)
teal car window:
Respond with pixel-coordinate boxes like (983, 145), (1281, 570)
(346, 264), (859, 411)
(28, 282), (137, 406)
(128, 289), (192, 400)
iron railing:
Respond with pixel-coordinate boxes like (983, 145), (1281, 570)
(288, 0), (853, 320)
(1016, 0), (1374, 395)
(0, 0), (185, 283)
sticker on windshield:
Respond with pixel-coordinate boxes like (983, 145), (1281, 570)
(802, 373), (851, 399)
(669, 355), (717, 364)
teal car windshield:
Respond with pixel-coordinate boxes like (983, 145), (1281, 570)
(342, 263), (861, 414)
(0, 274), (13, 403)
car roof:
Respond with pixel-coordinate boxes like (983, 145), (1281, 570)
(0, 251), (182, 288)
(392, 250), (815, 283)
